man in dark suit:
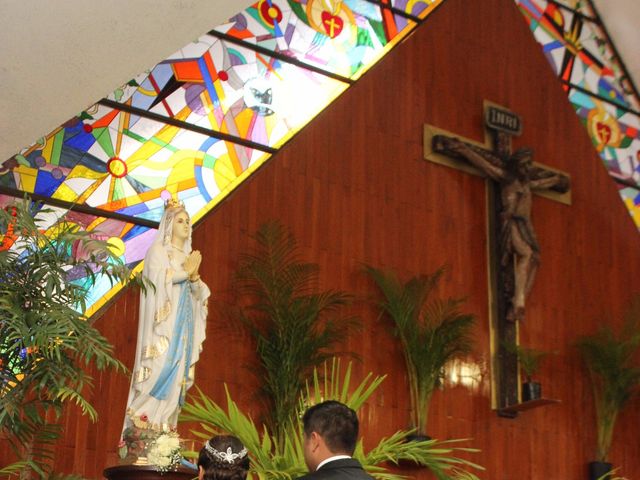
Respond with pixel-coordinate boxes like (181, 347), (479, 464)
(297, 400), (374, 480)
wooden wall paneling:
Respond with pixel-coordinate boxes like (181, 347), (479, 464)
(3, 0), (640, 476)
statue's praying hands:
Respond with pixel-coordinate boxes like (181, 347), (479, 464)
(184, 250), (202, 282)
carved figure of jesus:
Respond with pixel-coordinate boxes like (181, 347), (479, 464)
(433, 135), (569, 321)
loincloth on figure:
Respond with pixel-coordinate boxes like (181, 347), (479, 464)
(500, 215), (540, 266)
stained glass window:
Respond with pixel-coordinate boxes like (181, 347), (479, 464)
(211, 0), (419, 79)
(387, 0), (442, 19)
(515, 0), (640, 228)
(568, 88), (640, 183)
(1, 0), (443, 316)
(107, 36), (350, 149)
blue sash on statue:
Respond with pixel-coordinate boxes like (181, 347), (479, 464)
(150, 281), (194, 403)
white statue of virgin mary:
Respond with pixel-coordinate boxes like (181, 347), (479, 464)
(122, 200), (210, 437)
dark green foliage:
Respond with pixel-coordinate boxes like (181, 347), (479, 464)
(0, 198), (144, 478)
(366, 265), (475, 435)
(576, 297), (640, 462)
(502, 342), (552, 383)
(232, 222), (357, 448)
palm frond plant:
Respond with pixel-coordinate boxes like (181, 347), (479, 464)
(595, 468), (628, 480)
(0, 462), (30, 478)
(0, 198), (145, 478)
(181, 359), (484, 480)
(575, 297), (640, 465)
(508, 344), (551, 384)
(231, 221), (357, 448)
(365, 266), (475, 436)
(502, 341), (553, 401)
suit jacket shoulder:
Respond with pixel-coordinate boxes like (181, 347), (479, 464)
(297, 458), (374, 480)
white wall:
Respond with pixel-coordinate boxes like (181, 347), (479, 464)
(592, 0), (640, 101)
(0, 0), (252, 162)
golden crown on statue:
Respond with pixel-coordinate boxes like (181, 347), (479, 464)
(164, 197), (184, 209)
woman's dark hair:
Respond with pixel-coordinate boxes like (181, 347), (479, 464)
(197, 435), (250, 480)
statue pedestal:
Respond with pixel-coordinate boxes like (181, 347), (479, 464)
(103, 465), (197, 480)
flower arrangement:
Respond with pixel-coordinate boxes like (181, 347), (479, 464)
(119, 425), (158, 461)
(147, 431), (183, 473)
(119, 414), (184, 472)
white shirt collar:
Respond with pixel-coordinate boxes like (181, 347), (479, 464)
(316, 455), (351, 471)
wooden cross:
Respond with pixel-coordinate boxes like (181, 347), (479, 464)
(423, 101), (571, 415)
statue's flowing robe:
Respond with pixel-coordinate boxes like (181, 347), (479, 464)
(123, 240), (209, 433)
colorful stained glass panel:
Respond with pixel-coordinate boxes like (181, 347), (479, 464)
(389, 0), (442, 19)
(618, 186), (640, 229)
(569, 88), (640, 185)
(211, 0), (416, 79)
(517, 0), (638, 112)
(516, 0), (640, 231)
(107, 37), (349, 149)
(2, 104), (270, 223)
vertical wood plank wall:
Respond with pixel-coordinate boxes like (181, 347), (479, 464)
(3, 0), (640, 477)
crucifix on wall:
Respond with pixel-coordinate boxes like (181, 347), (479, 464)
(423, 101), (571, 415)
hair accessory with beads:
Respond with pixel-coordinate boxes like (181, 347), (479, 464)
(204, 442), (248, 464)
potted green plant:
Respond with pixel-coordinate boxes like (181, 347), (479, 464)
(503, 341), (552, 402)
(230, 221), (357, 450)
(575, 298), (640, 480)
(0, 198), (144, 478)
(365, 265), (475, 438)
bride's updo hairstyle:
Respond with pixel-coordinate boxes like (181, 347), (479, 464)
(198, 435), (250, 480)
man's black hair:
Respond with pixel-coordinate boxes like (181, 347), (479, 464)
(302, 400), (359, 455)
